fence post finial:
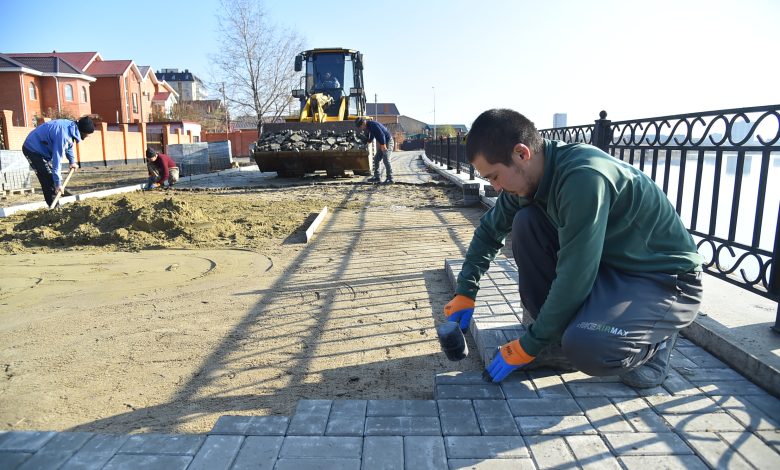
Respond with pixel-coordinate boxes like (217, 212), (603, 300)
(593, 110), (611, 152)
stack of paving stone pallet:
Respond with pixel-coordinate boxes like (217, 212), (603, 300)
(168, 142), (234, 176)
(0, 150), (34, 193)
(207, 140), (233, 171)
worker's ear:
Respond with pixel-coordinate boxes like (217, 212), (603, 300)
(512, 143), (531, 161)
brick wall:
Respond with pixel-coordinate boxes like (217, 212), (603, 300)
(0, 74), (25, 127)
(90, 76), (122, 123)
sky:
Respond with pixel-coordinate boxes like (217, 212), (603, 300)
(2, 0), (778, 129)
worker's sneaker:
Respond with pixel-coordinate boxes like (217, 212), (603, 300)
(367, 176), (380, 183)
(384, 178), (394, 184)
(620, 332), (679, 389)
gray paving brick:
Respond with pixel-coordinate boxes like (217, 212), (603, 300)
(499, 376), (537, 399)
(437, 400), (481, 436)
(117, 434), (204, 455)
(662, 412), (746, 432)
(448, 458), (534, 469)
(576, 397), (633, 433)
(567, 382), (639, 398)
(611, 397), (653, 414)
(210, 416), (252, 434)
(680, 431), (753, 468)
(645, 395), (720, 415)
(404, 436), (446, 470)
(756, 431), (780, 454)
(528, 373), (572, 398)
(364, 417), (441, 436)
(279, 436), (362, 459)
(662, 369), (701, 396)
(516, 416), (596, 435)
(35, 432), (93, 454)
(677, 367), (745, 382)
(603, 432), (694, 456)
(0, 432), (55, 452)
(508, 397), (582, 416)
(675, 347), (727, 368)
(187, 435), (243, 470)
(244, 416), (289, 436)
(745, 393), (780, 418)
(625, 411), (673, 433)
(695, 381), (770, 396)
(102, 454), (192, 470)
(436, 384), (505, 400)
(60, 434), (130, 470)
(713, 395), (780, 431)
(0, 452), (31, 469)
(326, 400), (367, 436)
(435, 371), (486, 385)
(444, 436), (528, 459)
(473, 400), (519, 435)
(361, 436), (403, 470)
(524, 435), (573, 468)
(720, 431), (780, 468)
(287, 400), (332, 435)
(367, 400), (437, 416)
(565, 435), (621, 470)
(560, 371), (621, 383)
(229, 436), (282, 470)
(18, 451), (79, 470)
(619, 454), (709, 469)
(670, 352), (699, 369)
(274, 458), (361, 470)
(634, 386), (672, 397)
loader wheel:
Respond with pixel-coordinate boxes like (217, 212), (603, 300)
(327, 170), (346, 178)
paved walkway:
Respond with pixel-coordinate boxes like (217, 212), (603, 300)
(1, 152), (778, 469)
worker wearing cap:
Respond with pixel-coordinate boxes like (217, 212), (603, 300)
(445, 108), (703, 389)
(356, 117), (394, 184)
(22, 116), (94, 206)
(144, 148), (179, 189)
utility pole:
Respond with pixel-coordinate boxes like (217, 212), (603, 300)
(221, 82), (228, 141)
(432, 86), (436, 141)
(374, 93), (378, 122)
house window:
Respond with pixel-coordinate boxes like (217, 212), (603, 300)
(132, 93), (138, 113)
(81, 86), (88, 103)
(64, 84), (74, 102)
(29, 82), (37, 100)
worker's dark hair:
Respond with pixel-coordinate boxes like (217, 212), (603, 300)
(465, 109), (543, 165)
(146, 148), (157, 159)
(77, 116), (94, 136)
(355, 117), (367, 128)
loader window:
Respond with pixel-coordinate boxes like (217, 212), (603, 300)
(309, 53), (345, 94)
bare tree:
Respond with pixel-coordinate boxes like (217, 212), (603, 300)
(212, 0), (304, 135)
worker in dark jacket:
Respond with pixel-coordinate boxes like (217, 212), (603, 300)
(22, 116), (94, 206)
(445, 108), (703, 389)
(356, 117), (394, 183)
(145, 148), (179, 189)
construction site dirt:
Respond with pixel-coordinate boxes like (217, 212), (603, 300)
(0, 176), (490, 434)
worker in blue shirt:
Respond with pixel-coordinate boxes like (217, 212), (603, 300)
(22, 116), (94, 206)
(356, 117), (394, 183)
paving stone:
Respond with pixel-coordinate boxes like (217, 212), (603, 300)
(287, 400), (332, 435)
(435, 384), (504, 400)
(367, 400), (437, 416)
(677, 367), (746, 382)
(0, 432), (55, 452)
(524, 435), (574, 468)
(625, 411), (673, 433)
(279, 436), (362, 459)
(567, 382), (639, 398)
(326, 400), (367, 436)
(662, 412), (746, 432)
(361, 436), (403, 470)
(713, 395), (780, 431)
(437, 400), (481, 436)
(516, 416), (596, 435)
(60, 434), (130, 470)
(230, 436), (283, 470)
(670, 352), (699, 369)
(243, 416), (289, 436)
(719, 431), (780, 468)
(444, 436), (529, 459)
(745, 393), (780, 418)
(675, 347), (727, 368)
(508, 398), (582, 416)
(274, 458), (361, 470)
(680, 431), (753, 468)
(435, 371), (486, 385)
(448, 458), (535, 469)
(364, 417), (441, 436)
(603, 432), (694, 456)
(473, 400), (519, 435)
(528, 373), (572, 398)
(695, 381), (770, 397)
(559, 371), (621, 383)
(619, 454), (709, 469)
(0, 452), (31, 469)
(35, 432), (94, 454)
(565, 435), (622, 470)
(210, 416), (253, 435)
(634, 386), (672, 397)
(662, 369), (701, 396)
(499, 376), (537, 399)
(187, 435), (243, 470)
(575, 397), (633, 432)
(645, 395), (720, 415)
(756, 431), (780, 453)
(118, 434), (204, 455)
(102, 454), (192, 470)
(404, 436), (446, 470)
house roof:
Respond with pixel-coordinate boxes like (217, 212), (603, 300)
(153, 91), (171, 101)
(366, 103), (400, 116)
(0, 54), (26, 69)
(138, 66), (150, 77)
(156, 70), (198, 82)
(87, 59), (133, 76)
(7, 52), (100, 71)
(0, 53), (96, 81)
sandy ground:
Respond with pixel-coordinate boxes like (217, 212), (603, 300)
(0, 180), (488, 434)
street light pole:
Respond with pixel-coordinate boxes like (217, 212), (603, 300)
(432, 86), (436, 141)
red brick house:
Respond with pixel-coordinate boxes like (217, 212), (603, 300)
(86, 60), (145, 123)
(0, 53), (96, 126)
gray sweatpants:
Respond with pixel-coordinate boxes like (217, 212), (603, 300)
(372, 138), (394, 179)
(512, 204), (703, 377)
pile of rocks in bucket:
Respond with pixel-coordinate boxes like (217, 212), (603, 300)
(255, 129), (368, 152)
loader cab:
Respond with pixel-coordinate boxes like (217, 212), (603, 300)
(292, 48), (366, 120)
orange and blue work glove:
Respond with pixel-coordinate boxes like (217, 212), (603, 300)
(483, 340), (535, 382)
(444, 294), (475, 331)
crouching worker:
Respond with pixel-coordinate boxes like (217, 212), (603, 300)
(145, 148), (179, 189)
(445, 108), (703, 389)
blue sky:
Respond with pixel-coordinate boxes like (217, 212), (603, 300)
(2, 0), (778, 128)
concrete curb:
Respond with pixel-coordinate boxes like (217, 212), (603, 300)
(420, 153), (496, 208)
(305, 206), (329, 243)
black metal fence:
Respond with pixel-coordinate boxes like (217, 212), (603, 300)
(424, 134), (477, 180)
(539, 105), (780, 330)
